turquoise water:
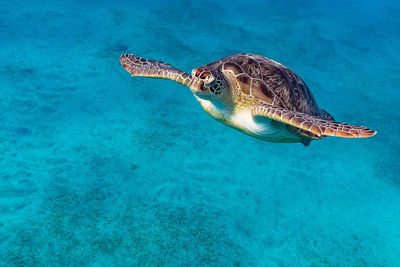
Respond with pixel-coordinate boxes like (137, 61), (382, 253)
(1, 0), (399, 265)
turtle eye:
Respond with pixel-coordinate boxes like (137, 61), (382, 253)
(203, 73), (215, 84)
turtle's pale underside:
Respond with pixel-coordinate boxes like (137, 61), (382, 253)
(120, 53), (376, 146)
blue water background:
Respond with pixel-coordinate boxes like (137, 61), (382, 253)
(1, 0), (399, 265)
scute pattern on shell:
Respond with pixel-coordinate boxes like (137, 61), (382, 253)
(204, 53), (320, 116)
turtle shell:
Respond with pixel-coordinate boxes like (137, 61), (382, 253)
(203, 53), (320, 116)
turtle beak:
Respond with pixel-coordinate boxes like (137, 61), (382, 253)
(189, 76), (210, 99)
(189, 70), (201, 92)
(190, 76), (202, 90)
(189, 69), (212, 99)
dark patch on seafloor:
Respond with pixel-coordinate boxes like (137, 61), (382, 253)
(3, 187), (256, 266)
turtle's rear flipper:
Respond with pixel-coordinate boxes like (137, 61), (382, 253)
(252, 104), (377, 138)
(300, 139), (311, 146)
(319, 109), (335, 121)
(120, 54), (192, 87)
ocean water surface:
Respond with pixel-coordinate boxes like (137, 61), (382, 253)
(1, 0), (400, 265)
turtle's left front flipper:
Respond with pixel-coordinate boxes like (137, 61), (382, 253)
(120, 54), (192, 87)
(252, 104), (377, 138)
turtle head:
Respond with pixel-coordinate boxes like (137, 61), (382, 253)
(190, 67), (228, 100)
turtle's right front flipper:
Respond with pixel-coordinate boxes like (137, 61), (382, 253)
(120, 54), (192, 87)
(252, 104), (377, 138)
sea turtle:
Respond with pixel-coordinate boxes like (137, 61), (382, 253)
(120, 53), (376, 146)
